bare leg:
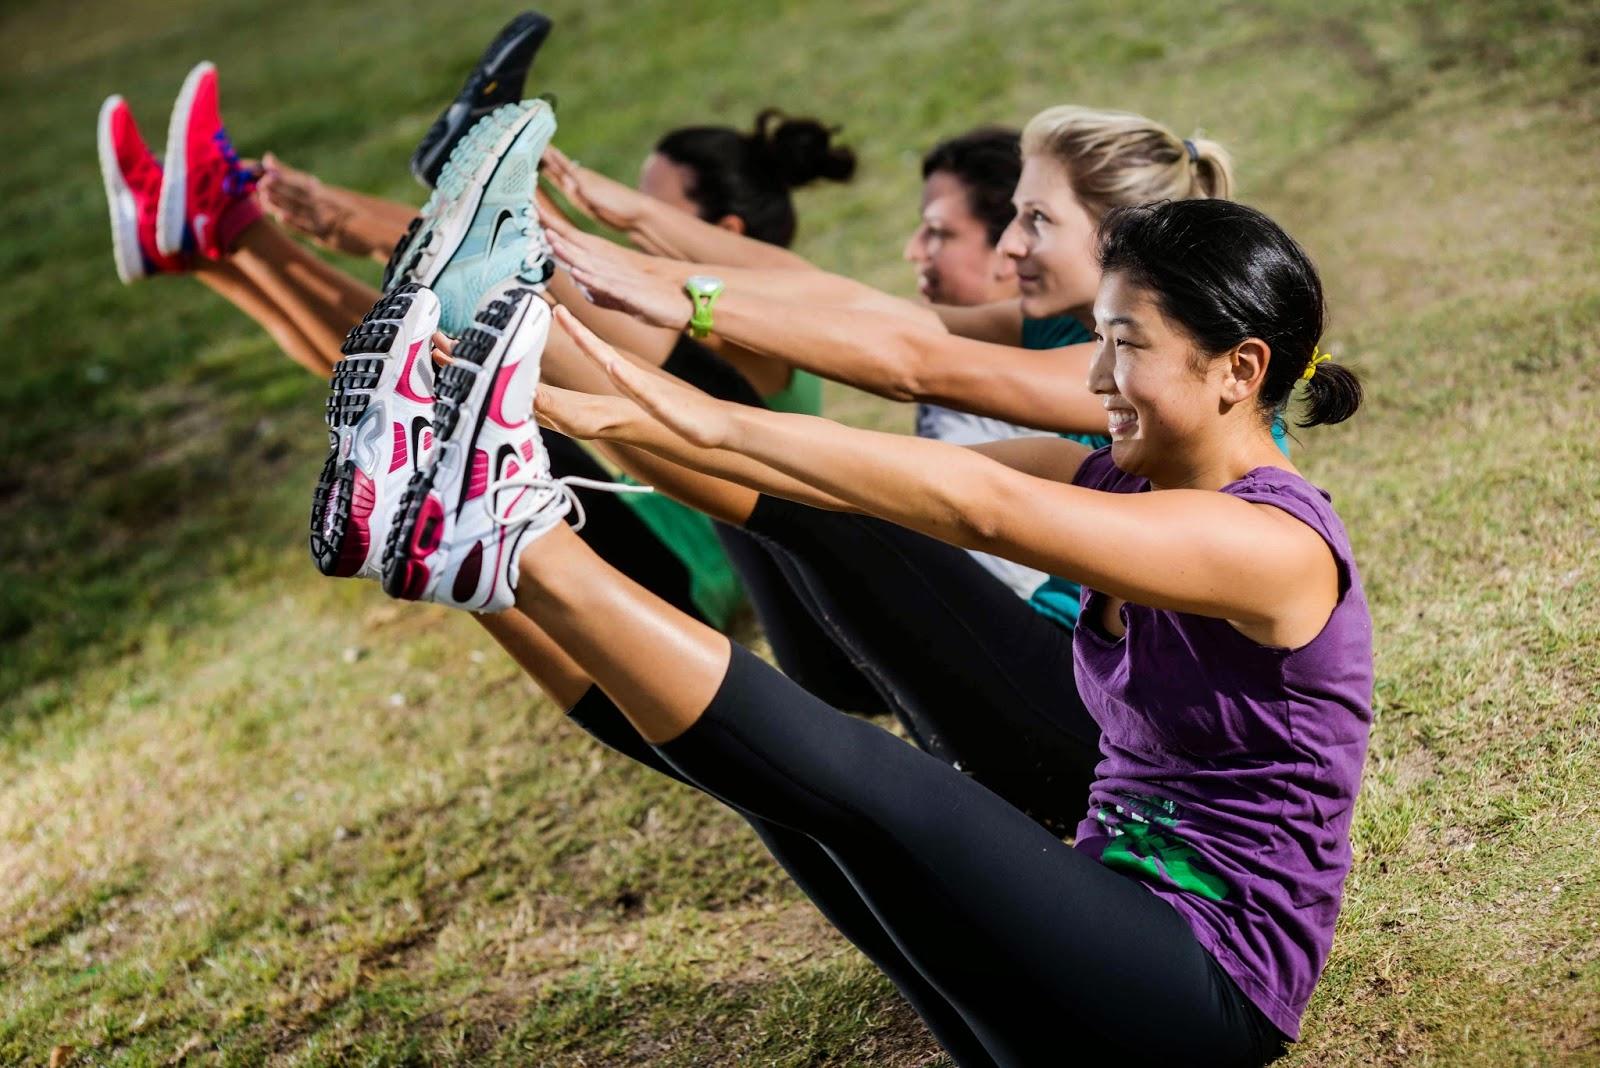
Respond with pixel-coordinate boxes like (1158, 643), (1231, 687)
(228, 219), (378, 359)
(513, 523), (729, 744)
(475, 610), (590, 708)
(193, 258), (334, 376)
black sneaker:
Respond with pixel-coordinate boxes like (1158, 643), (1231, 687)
(411, 10), (554, 189)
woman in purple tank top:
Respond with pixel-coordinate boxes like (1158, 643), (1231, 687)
(357, 198), (1371, 1066)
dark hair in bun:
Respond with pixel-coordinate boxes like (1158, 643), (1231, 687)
(655, 108), (857, 247)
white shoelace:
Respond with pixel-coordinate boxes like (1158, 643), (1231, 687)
(486, 472), (652, 533)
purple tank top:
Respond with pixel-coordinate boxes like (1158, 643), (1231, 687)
(1069, 448), (1373, 1040)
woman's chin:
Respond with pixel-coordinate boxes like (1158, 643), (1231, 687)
(1018, 288), (1084, 322)
(1108, 437), (1149, 475)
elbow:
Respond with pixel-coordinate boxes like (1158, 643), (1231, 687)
(943, 479), (1009, 551)
(881, 329), (930, 402)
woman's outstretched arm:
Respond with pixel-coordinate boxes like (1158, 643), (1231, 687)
(548, 224), (1107, 434)
(543, 146), (811, 271)
(539, 188), (940, 328)
(547, 309), (1338, 643)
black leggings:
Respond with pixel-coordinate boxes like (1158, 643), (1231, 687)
(742, 493), (1100, 836)
(571, 649), (1285, 1067)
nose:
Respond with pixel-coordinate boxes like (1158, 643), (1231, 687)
(1087, 334), (1117, 396)
(903, 225), (926, 265)
(996, 216), (1026, 262)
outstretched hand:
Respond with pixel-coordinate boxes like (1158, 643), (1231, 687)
(256, 152), (344, 242)
(541, 145), (649, 232)
(548, 305), (738, 450)
(546, 223), (691, 332)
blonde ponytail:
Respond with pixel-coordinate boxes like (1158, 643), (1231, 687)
(1020, 106), (1234, 218)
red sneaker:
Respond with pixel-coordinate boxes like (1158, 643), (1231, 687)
(156, 62), (261, 260)
(96, 95), (188, 283)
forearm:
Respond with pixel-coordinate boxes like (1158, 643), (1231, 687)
(548, 269), (681, 365)
(595, 417), (858, 517)
(629, 197), (814, 271)
(711, 294), (1103, 433)
(935, 300), (1023, 343)
(539, 325), (853, 514)
(649, 258), (940, 328)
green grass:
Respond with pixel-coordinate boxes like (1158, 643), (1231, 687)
(2, 0), (1598, 1063)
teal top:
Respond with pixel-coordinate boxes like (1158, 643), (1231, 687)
(1022, 317), (1107, 629)
(1017, 316), (1291, 630)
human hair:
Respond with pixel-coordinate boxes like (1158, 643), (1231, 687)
(655, 108), (857, 247)
(1096, 199), (1362, 428)
(920, 126), (1022, 246)
(1020, 105), (1234, 219)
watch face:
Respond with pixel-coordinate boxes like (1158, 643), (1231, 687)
(686, 274), (724, 295)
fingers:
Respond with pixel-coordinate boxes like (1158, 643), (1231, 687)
(431, 332), (456, 364)
(552, 304), (620, 372)
(534, 383), (642, 442)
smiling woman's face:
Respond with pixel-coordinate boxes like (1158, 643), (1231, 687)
(1088, 270), (1229, 481)
(995, 155), (1100, 320)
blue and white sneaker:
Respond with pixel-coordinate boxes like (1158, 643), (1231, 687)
(382, 100), (556, 335)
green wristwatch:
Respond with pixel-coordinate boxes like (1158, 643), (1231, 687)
(684, 274), (726, 339)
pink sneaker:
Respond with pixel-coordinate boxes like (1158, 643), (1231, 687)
(380, 280), (647, 611)
(96, 95), (188, 283)
(156, 62), (261, 259)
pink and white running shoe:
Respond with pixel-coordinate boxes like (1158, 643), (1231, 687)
(97, 95), (188, 283)
(380, 280), (643, 611)
(310, 283), (442, 579)
(156, 61), (261, 259)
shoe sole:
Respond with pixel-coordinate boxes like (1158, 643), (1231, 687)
(382, 101), (552, 295)
(310, 283), (435, 577)
(412, 10), (555, 188)
(96, 96), (145, 285)
(156, 61), (213, 258)
(381, 284), (541, 602)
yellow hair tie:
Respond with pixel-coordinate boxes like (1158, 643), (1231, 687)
(1301, 345), (1332, 382)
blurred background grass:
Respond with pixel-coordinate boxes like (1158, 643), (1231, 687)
(1, 0), (1597, 1064)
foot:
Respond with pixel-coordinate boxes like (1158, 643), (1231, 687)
(411, 10), (554, 189)
(382, 280), (646, 611)
(156, 61), (261, 259)
(97, 96), (187, 283)
(310, 283), (443, 579)
(382, 99), (557, 334)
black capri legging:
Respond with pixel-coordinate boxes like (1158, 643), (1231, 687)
(742, 493), (1101, 836)
(571, 648), (1286, 1067)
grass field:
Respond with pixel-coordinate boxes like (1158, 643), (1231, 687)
(3, 0), (1599, 1063)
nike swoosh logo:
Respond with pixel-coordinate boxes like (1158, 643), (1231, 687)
(488, 208), (518, 252)
(192, 212), (211, 250)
